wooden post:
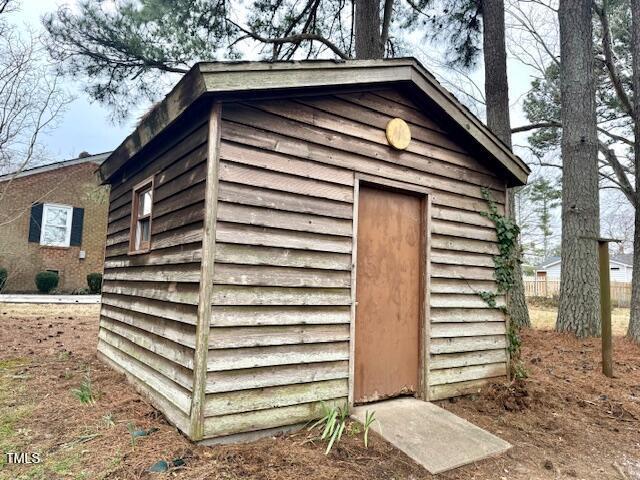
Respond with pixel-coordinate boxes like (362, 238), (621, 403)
(598, 240), (613, 378)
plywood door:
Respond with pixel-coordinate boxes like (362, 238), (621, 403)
(354, 185), (423, 403)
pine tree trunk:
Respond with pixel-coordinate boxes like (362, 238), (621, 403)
(628, 0), (640, 343)
(354, 0), (383, 59)
(482, 0), (530, 328)
(556, 0), (601, 337)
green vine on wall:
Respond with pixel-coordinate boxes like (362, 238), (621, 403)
(478, 188), (526, 379)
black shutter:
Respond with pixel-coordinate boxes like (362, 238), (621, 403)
(70, 207), (84, 246)
(28, 203), (43, 243)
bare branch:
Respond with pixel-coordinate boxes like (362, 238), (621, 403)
(227, 19), (350, 60)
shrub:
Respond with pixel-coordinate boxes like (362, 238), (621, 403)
(86, 272), (103, 294)
(35, 271), (59, 293)
(0, 268), (7, 292)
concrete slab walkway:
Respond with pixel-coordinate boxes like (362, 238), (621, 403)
(0, 294), (101, 304)
(352, 398), (511, 474)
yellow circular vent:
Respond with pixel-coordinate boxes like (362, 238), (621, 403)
(385, 118), (411, 150)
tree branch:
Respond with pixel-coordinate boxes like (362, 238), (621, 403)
(380, 0), (394, 49)
(228, 19), (350, 60)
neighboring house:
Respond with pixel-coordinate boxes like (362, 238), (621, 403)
(96, 58), (529, 443)
(534, 254), (633, 282)
(0, 153), (111, 293)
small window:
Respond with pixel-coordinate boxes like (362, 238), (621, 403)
(129, 178), (154, 254)
(40, 204), (73, 247)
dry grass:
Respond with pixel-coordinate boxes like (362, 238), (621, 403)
(530, 306), (630, 336)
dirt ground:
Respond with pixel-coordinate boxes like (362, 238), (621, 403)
(0, 303), (639, 480)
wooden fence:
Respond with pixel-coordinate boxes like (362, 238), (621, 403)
(523, 278), (631, 308)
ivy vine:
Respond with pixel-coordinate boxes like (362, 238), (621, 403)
(478, 188), (526, 379)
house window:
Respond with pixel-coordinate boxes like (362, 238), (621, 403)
(40, 204), (73, 247)
(129, 178), (154, 254)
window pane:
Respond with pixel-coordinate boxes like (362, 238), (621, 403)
(139, 189), (152, 217)
(42, 225), (66, 244)
(45, 207), (69, 227)
(136, 218), (150, 249)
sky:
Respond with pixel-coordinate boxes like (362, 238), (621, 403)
(8, 0), (143, 160)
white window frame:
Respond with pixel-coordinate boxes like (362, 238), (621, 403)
(40, 203), (73, 247)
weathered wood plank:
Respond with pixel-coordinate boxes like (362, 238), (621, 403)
(432, 220), (497, 242)
(219, 160), (353, 203)
(429, 363), (508, 386)
(211, 305), (351, 327)
(432, 205), (494, 228)
(103, 263), (201, 283)
(215, 243), (352, 271)
(211, 286), (352, 306)
(207, 342), (350, 371)
(219, 181), (353, 219)
(101, 294), (198, 324)
(430, 335), (507, 354)
(431, 235), (499, 255)
(430, 349), (507, 370)
(430, 293), (505, 309)
(100, 316), (195, 369)
(208, 324), (350, 349)
(430, 308), (505, 323)
(431, 264), (496, 281)
(104, 244), (202, 269)
(220, 141), (354, 186)
(430, 250), (495, 268)
(205, 360), (349, 393)
(98, 327), (193, 390)
(429, 377), (503, 401)
(204, 379), (347, 417)
(97, 348), (191, 434)
(430, 278), (498, 295)
(216, 223), (352, 253)
(430, 322), (506, 338)
(100, 304), (196, 348)
(203, 399), (345, 437)
(217, 202), (352, 237)
(97, 339), (192, 415)
(213, 264), (350, 288)
(102, 281), (200, 305)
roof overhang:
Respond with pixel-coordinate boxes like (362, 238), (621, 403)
(100, 58), (530, 185)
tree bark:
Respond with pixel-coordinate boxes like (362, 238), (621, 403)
(354, 0), (383, 59)
(628, 0), (640, 343)
(556, 0), (601, 337)
(482, 0), (530, 328)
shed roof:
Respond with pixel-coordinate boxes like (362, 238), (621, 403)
(99, 58), (530, 185)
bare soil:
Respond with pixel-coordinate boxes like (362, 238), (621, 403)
(0, 303), (639, 480)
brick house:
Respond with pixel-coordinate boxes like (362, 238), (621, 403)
(0, 153), (110, 293)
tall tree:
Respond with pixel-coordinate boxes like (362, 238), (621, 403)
(529, 177), (562, 260)
(482, 0), (530, 327)
(556, 0), (601, 337)
(629, 0), (640, 342)
(43, 0), (404, 117)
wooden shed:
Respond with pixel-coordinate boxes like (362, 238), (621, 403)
(97, 58), (530, 443)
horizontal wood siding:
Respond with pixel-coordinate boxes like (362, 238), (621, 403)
(99, 113), (209, 434)
(202, 89), (508, 439)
